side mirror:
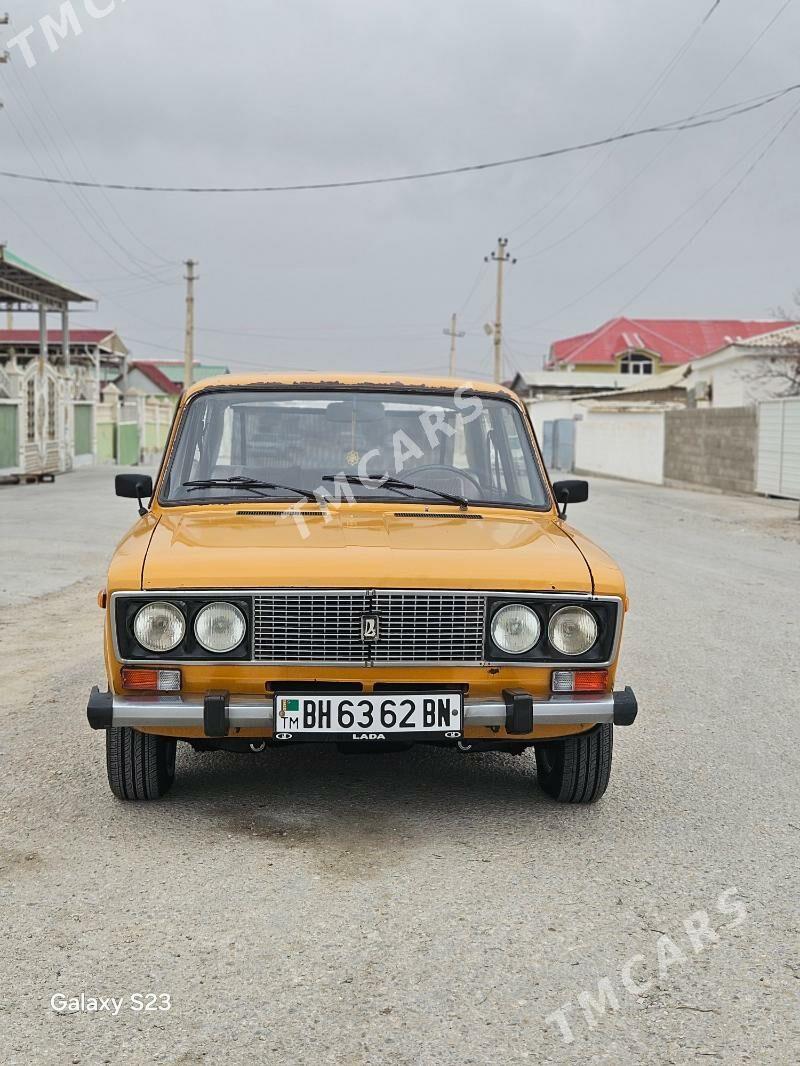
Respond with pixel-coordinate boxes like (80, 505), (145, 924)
(116, 473), (153, 517)
(552, 479), (589, 519)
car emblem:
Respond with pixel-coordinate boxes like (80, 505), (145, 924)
(361, 613), (380, 642)
(275, 732), (293, 741)
(445, 731), (461, 739)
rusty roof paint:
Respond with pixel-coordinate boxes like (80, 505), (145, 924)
(183, 371), (516, 400)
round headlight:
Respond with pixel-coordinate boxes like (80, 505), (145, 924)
(194, 602), (246, 654)
(548, 606), (598, 656)
(491, 604), (541, 655)
(133, 601), (185, 653)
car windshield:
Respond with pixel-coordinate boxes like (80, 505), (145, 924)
(161, 388), (550, 509)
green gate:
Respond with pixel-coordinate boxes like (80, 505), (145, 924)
(117, 422), (140, 466)
(74, 403), (93, 457)
(0, 403), (19, 470)
(96, 421), (115, 461)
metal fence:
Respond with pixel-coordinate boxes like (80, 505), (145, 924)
(757, 398), (800, 500)
(541, 419), (575, 472)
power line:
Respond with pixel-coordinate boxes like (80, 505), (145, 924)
(501, 339), (525, 380)
(0, 192), (88, 280)
(511, 103), (798, 332)
(698, 0), (795, 103)
(80, 265), (177, 285)
(510, 0), (719, 251)
(102, 278), (183, 301)
(23, 63), (177, 269)
(620, 102), (800, 311)
(0, 86), (797, 194)
(456, 262), (489, 315)
(6, 63), (176, 282)
(196, 324), (443, 341)
(703, 1), (723, 24)
(0, 105), (120, 279)
(515, 0), (798, 266)
(3, 69), (167, 281)
(125, 335), (300, 372)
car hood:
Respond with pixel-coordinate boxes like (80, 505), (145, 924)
(141, 507), (594, 593)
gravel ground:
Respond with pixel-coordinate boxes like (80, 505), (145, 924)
(1, 468), (798, 1065)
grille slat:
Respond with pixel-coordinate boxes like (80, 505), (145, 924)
(252, 590), (487, 664)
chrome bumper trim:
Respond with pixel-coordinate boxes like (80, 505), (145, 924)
(109, 695), (272, 730)
(465, 695), (615, 726)
(97, 692), (617, 731)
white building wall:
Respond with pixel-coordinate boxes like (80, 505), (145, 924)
(525, 398), (577, 437)
(690, 353), (798, 407)
(574, 409), (666, 485)
(708, 361), (748, 407)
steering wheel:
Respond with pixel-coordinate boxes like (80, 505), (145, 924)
(407, 464), (483, 491)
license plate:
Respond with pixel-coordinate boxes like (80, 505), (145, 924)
(273, 693), (463, 742)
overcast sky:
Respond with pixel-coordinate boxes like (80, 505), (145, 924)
(2, 0), (800, 378)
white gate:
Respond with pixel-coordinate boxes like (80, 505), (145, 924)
(20, 361), (72, 476)
(757, 398), (800, 500)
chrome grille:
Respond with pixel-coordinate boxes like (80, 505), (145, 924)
(253, 591), (369, 663)
(373, 591), (486, 663)
(252, 590), (487, 664)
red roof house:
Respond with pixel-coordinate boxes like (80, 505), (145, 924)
(0, 328), (128, 355)
(123, 359), (231, 397)
(547, 318), (796, 375)
(127, 361), (183, 395)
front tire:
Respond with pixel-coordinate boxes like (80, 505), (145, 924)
(535, 724), (613, 803)
(106, 728), (177, 801)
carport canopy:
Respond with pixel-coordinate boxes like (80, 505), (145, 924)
(0, 245), (94, 310)
(0, 245), (96, 369)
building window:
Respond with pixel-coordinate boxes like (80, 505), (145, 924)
(27, 379), (36, 442)
(619, 352), (654, 375)
(47, 379), (57, 440)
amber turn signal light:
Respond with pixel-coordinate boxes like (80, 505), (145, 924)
(551, 669), (609, 693)
(121, 668), (181, 691)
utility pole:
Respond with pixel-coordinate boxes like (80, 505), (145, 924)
(183, 259), (197, 390)
(484, 237), (516, 383)
(2, 28), (12, 330)
(442, 313), (465, 376)
(1, 15), (10, 115)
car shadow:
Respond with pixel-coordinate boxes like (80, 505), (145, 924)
(103, 742), (617, 883)
(177, 740), (535, 802)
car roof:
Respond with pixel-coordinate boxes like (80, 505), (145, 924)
(183, 371), (518, 401)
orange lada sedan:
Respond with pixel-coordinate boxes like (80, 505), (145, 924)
(88, 373), (637, 803)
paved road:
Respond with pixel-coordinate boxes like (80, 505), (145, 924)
(0, 467), (149, 609)
(1, 468), (798, 1064)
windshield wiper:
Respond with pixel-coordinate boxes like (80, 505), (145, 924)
(182, 476), (319, 502)
(322, 473), (469, 510)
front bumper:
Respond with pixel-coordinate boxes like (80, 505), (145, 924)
(87, 687), (638, 735)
